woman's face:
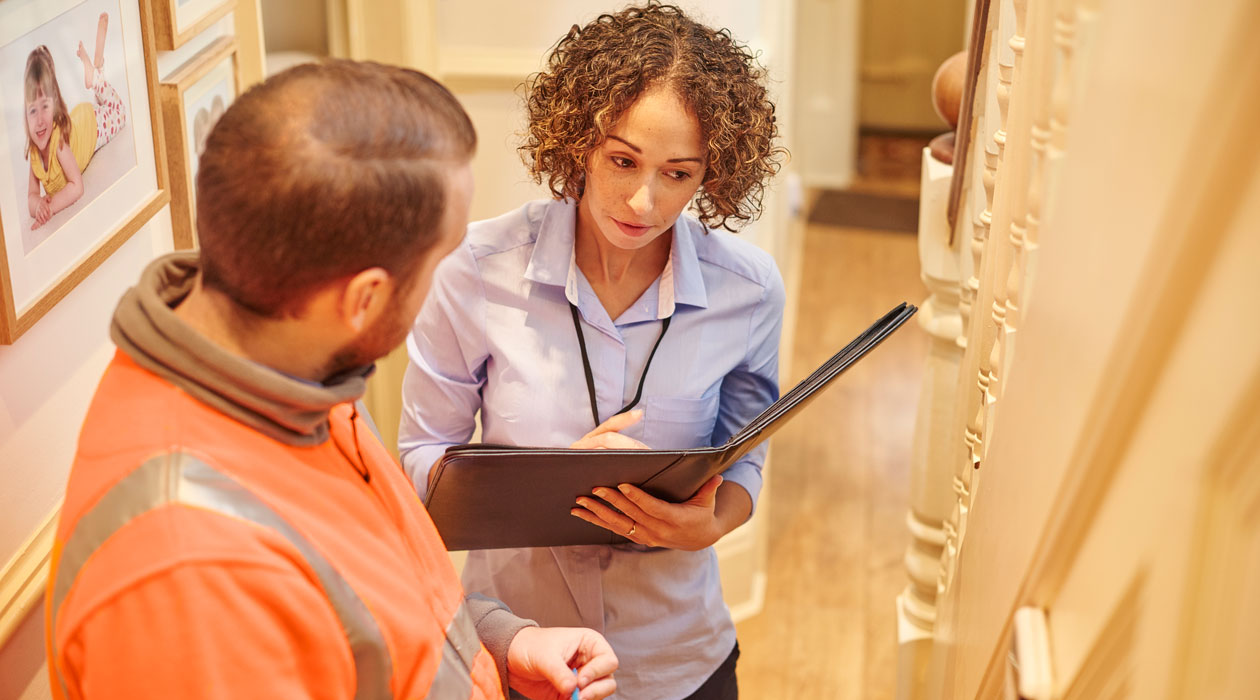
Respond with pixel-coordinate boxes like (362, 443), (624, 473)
(577, 86), (706, 251)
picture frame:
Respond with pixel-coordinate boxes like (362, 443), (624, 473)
(0, 0), (169, 344)
(150, 0), (236, 51)
(159, 36), (241, 249)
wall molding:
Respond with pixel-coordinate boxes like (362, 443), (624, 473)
(0, 505), (59, 648)
(437, 46), (542, 88)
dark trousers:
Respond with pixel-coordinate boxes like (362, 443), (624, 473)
(682, 643), (740, 700)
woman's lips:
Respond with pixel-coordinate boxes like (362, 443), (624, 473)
(613, 218), (652, 237)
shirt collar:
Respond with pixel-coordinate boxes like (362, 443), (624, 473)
(668, 213), (709, 311)
(523, 199), (710, 316)
(523, 199), (577, 289)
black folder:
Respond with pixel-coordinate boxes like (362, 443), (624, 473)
(424, 302), (918, 550)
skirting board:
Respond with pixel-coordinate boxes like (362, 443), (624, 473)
(0, 505), (59, 647)
(728, 571), (767, 625)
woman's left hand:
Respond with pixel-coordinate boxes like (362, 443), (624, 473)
(572, 475), (727, 551)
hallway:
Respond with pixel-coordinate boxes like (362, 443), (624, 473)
(736, 212), (928, 698)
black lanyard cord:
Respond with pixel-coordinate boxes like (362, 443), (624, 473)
(569, 302), (672, 428)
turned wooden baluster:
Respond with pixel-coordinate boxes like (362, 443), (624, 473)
(1000, 0), (1059, 385)
(938, 0), (1023, 596)
(939, 94), (1001, 598)
(978, 0), (1028, 445)
(985, 0), (1047, 427)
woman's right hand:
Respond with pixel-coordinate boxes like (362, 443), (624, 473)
(569, 410), (649, 450)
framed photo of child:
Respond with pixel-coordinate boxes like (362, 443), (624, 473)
(151, 0), (236, 51)
(160, 36), (240, 249)
(0, 0), (168, 344)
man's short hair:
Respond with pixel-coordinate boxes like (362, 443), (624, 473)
(196, 60), (476, 318)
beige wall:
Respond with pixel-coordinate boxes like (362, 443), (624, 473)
(260, 0), (328, 55)
(0, 218), (175, 700)
(792, 0), (862, 189)
(0, 11), (254, 700)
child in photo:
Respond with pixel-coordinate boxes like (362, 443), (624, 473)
(24, 12), (126, 230)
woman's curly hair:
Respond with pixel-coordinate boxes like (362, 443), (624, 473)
(520, 2), (786, 231)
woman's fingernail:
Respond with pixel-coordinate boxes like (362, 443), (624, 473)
(617, 484), (631, 494)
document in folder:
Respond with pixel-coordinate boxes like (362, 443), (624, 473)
(424, 302), (918, 550)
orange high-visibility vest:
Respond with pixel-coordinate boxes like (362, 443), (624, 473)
(46, 350), (503, 699)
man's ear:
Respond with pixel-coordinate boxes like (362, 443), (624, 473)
(340, 267), (394, 332)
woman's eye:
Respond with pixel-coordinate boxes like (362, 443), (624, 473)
(611, 156), (634, 168)
(668, 170), (692, 181)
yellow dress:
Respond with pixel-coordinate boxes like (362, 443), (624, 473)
(29, 102), (98, 196)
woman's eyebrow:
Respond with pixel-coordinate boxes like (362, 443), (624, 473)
(607, 135), (703, 164)
(607, 135), (643, 153)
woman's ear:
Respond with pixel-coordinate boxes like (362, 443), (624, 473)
(340, 267), (393, 332)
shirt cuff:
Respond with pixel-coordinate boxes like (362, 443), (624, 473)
(401, 442), (453, 499)
(720, 452), (765, 516)
(465, 592), (538, 693)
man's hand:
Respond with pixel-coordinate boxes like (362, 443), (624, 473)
(568, 410), (648, 450)
(507, 626), (618, 700)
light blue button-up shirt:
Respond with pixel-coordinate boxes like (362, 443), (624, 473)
(400, 198), (784, 700)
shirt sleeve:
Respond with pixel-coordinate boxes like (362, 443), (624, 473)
(60, 562), (357, 700)
(464, 593), (538, 692)
(398, 240), (490, 499)
(710, 262), (786, 514)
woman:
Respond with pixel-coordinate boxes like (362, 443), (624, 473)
(400, 4), (785, 698)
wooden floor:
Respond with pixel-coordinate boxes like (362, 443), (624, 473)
(735, 220), (928, 699)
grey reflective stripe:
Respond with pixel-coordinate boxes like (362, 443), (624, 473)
(50, 452), (394, 700)
(354, 399), (384, 443)
(425, 603), (483, 700)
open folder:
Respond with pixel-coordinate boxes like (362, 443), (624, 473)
(424, 302), (918, 550)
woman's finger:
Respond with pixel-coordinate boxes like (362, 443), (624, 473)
(570, 504), (623, 535)
(610, 483), (675, 520)
(572, 431), (648, 450)
(592, 487), (656, 526)
(574, 495), (630, 524)
(593, 432), (649, 450)
(684, 475), (724, 508)
(581, 409), (643, 439)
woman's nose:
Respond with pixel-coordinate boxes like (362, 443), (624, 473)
(628, 181), (653, 216)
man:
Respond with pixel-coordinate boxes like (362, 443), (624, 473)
(44, 60), (617, 700)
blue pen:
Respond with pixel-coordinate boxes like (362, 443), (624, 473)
(571, 667), (580, 700)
